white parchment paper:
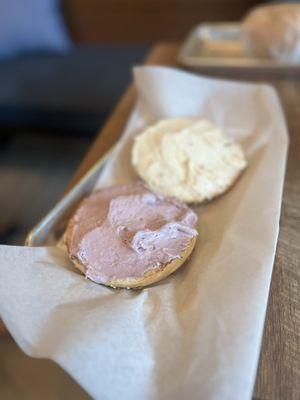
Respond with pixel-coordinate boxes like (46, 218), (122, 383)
(0, 67), (288, 400)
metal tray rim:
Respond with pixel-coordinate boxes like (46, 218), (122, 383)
(25, 147), (114, 247)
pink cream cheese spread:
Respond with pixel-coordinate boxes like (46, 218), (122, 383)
(67, 182), (198, 284)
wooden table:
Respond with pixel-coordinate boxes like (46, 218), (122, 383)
(3, 43), (299, 398)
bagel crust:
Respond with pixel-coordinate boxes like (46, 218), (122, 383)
(68, 236), (197, 289)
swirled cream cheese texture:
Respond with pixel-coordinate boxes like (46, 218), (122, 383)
(66, 183), (198, 284)
(132, 118), (247, 203)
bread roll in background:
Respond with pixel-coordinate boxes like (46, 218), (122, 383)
(242, 3), (300, 62)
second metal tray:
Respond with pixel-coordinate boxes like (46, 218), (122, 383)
(178, 22), (300, 70)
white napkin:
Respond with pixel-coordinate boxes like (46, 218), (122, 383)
(0, 66), (288, 400)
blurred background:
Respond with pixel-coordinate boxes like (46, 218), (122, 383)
(0, 0), (262, 398)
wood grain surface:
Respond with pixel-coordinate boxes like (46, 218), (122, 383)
(67, 43), (300, 399)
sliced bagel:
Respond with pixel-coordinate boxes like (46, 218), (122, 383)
(64, 182), (198, 288)
(132, 118), (247, 203)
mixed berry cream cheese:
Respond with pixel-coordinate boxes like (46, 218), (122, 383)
(66, 182), (198, 284)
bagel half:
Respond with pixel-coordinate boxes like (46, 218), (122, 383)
(63, 182), (198, 289)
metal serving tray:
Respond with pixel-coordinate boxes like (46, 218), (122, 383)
(26, 148), (113, 247)
(178, 22), (300, 70)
